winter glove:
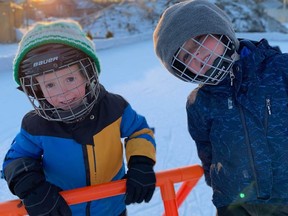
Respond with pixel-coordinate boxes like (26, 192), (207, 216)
(22, 181), (72, 216)
(125, 156), (156, 205)
(4, 158), (71, 216)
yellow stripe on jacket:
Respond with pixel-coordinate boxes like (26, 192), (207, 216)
(87, 117), (123, 185)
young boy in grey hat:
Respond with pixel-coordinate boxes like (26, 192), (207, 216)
(154, 0), (288, 215)
(2, 20), (156, 216)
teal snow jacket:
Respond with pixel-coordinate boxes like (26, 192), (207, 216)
(187, 39), (288, 208)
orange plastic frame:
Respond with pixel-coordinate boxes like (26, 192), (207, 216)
(0, 165), (203, 216)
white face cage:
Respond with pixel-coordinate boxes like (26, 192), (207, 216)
(171, 34), (236, 85)
(20, 57), (100, 123)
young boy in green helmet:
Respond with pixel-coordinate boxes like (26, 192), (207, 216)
(2, 20), (156, 216)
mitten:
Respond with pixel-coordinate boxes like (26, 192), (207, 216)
(125, 156), (156, 205)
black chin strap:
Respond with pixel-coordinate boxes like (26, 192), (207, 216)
(204, 55), (233, 84)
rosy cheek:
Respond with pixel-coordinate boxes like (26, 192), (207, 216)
(215, 45), (224, 55)
(78, 84), (86, 96)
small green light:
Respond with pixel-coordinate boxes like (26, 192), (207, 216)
(239, 193), (245, 198)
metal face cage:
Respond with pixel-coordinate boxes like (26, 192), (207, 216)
(171, 34), (236, 85)
(20, 57), (100, 123)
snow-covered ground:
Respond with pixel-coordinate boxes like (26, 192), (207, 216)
(0, 32), (287, 215)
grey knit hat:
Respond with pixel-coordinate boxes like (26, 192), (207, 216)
(13, 20), (100, 85)
(153, 0), (239, 75)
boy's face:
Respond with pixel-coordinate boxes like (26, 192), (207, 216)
(36, 64), (87, 110)
(176, 34), (225, 76)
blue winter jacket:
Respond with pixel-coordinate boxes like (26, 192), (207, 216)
(2, 85), (156, 215)
(186, 39), (288, 208)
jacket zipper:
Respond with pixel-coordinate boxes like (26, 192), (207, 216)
(92, 145), (97, 175)
(239, 106), (260, 196)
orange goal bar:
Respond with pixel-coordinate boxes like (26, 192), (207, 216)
(0, 165), (203, 216)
